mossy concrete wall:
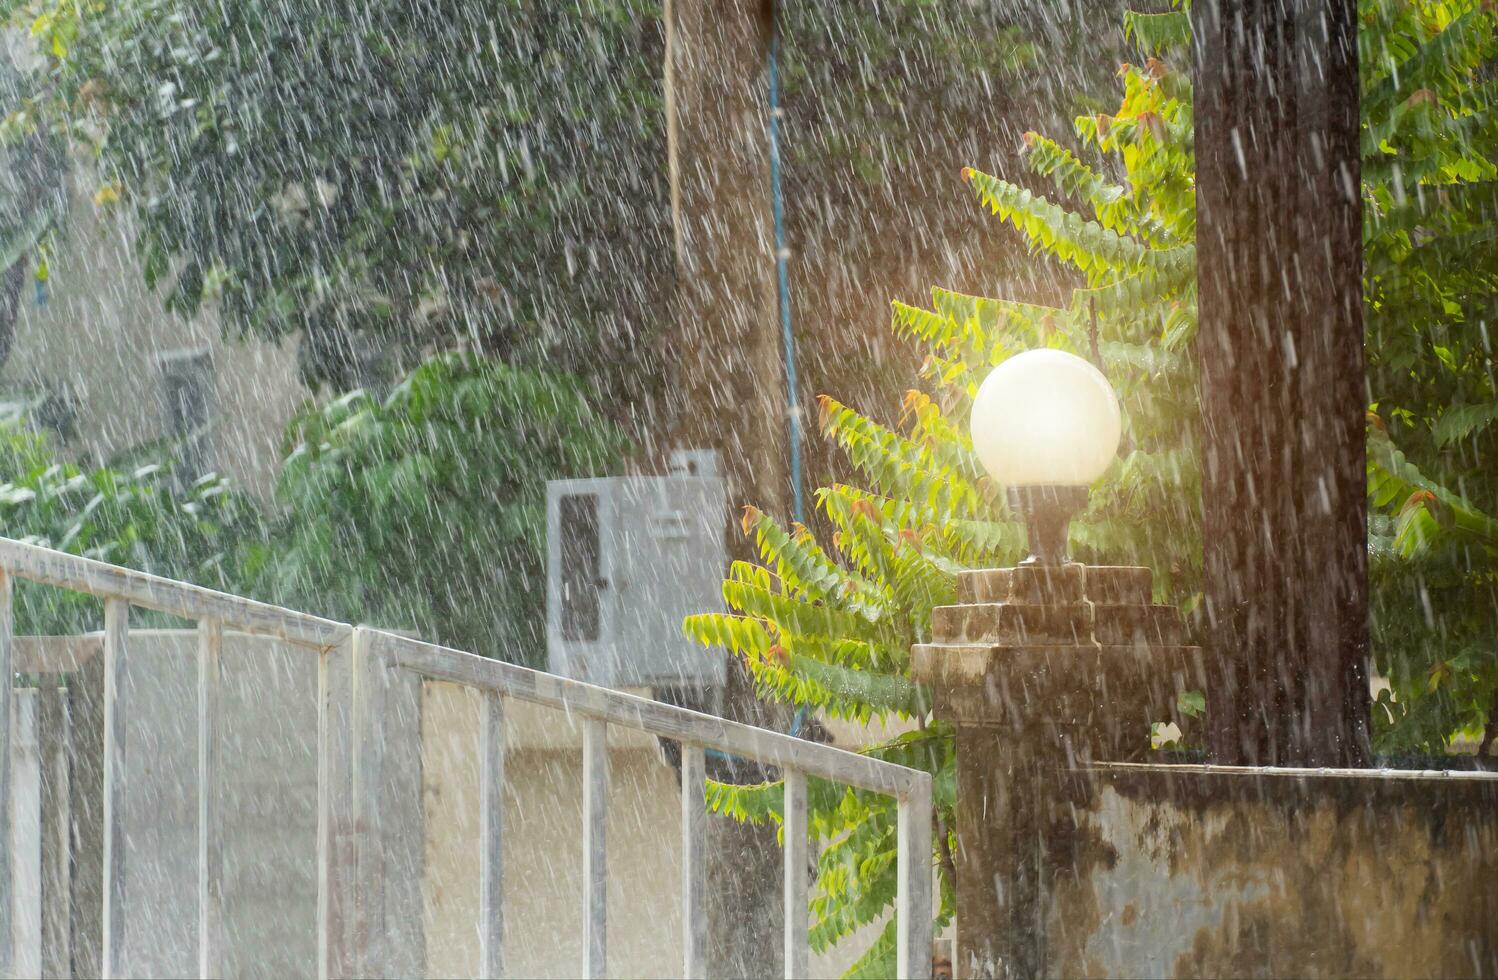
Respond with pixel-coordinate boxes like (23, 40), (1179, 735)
(1045, 767), (1498, 979)
(917, 564), (1498, 979)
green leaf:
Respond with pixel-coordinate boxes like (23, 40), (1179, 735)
(1432, 402), (1498, 447)
(1123, 10), (1191, 55)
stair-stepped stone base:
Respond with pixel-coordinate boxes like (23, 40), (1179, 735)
(957, 564), (1154, 605)
(931, 602), (1186, 648)
(914, 563), (1202, 749)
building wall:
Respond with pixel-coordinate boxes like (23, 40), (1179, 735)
(0, 166), (308, 499)
(9, 631), (425, 979)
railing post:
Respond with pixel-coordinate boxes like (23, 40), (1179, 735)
(39, 672), (72, 979)
(197, 618), (224, 979)
(680, 745), (707, 979)
(317, 626), (389, 980)
(0, 569), (12, 979)
(479, 691), (506, 979)
(582, 718), (608, 979)
(782, 770), (808, 980)
(896, 775), (933, 980)
(318, 630), (356, 980)
(70, 636), (105, 979)
(11, 689), (38, 978)
(101, 597), (129, 979)
(352, 628), (388, 978)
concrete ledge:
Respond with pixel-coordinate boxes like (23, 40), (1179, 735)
(1046, 761), (1498, 978)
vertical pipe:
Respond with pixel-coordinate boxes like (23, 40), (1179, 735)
(582, 719), (608, 978)
(680, 745), (708, 979)
(782, 770), (808, 979)
(479, 692), (506, 979)
(100, 597), (128, 979)
(197, 618), (224, 979)
(766, 7), (804, 524)
(896, 777), (933, 980)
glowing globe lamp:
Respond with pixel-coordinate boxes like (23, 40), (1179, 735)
(970, 349), (1122, 565)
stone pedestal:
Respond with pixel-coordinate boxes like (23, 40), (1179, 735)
(912, 564), (1201, 979)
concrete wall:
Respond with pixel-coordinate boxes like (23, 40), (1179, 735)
(421, 682), (684, 978)
(1044, 767), (1498, 979)
(0, 164), (308, 500)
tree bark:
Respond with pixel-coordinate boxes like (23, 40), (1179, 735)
(661, 0), (788, 522)
(1193, 0), (1370, 766)
(661, 2), (790, 975)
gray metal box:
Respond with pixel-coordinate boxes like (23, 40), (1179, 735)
(546, 462), (727, 689)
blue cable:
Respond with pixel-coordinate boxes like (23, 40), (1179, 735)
(767, 11), (804, 525)
(700, 7), (807, 773)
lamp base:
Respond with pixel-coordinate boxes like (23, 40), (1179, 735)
(1007, 485), (1089, 566)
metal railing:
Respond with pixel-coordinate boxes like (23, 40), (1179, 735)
(0, 537), (934, 979)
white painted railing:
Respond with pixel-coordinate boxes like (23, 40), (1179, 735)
(0, 537), (934, 979)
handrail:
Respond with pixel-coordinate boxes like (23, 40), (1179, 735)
(0, 537), (934, 980)
(369, 630), (929, 798)
(0, 538), (348, 651)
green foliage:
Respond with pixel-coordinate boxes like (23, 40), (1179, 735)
(7, 0), (670, 398)
(0, 352), (626, 666)
(1360, 0), (1498, 751)
(0, 420), (261, 633)
(780, 0), (1043, 183)
(246, 353), (628, 665)
(960, 0), (1498, 752)
(691, 2), (1497, 971)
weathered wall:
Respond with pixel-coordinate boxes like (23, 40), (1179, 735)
(0, 153), (309, 500)
(1045, 767), (1498, 979)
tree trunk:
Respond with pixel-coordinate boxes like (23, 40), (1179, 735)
(1193, 0), (1370, 766)
(660, 0), (788, 521)
(661, 2), (791, 975)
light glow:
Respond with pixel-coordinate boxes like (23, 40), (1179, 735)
(970, 349), (1122, 486)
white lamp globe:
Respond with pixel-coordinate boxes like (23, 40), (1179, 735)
(970, 349), (1122, 487)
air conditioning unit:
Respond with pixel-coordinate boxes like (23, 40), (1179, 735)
(546, 450), (727, 690)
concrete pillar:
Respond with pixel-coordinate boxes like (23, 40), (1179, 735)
(913, 563), (1200, 978)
